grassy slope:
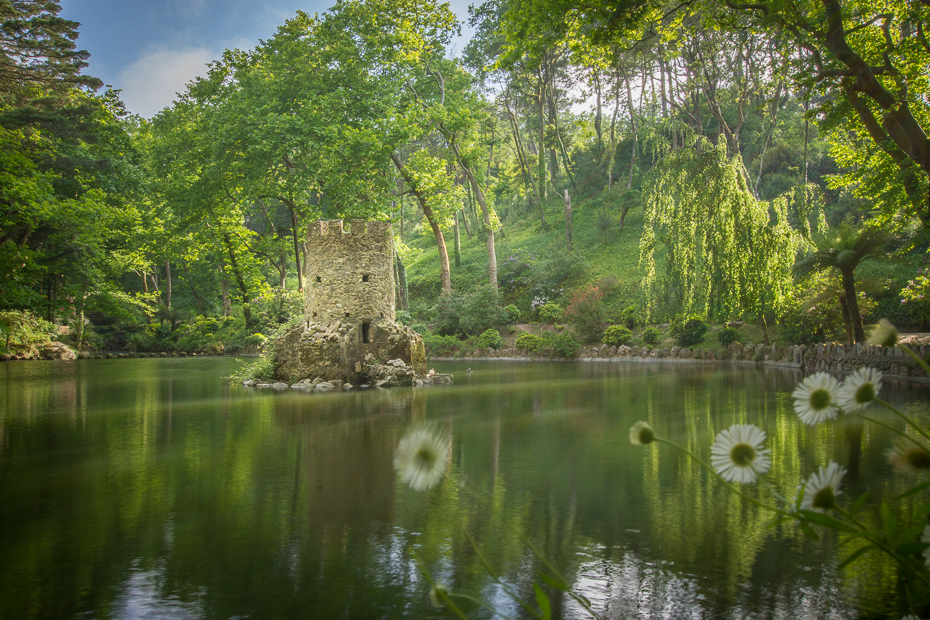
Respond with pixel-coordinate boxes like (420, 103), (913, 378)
(404, 189), (648, 303)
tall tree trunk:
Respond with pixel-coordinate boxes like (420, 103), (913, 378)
(754, 82), (785, 195)
(289, 204), (303, 291)
(391, 152), (452, 292)
(222, 233), (253, 328)
(453, 216), (461, 267)
(564, 190), (572, 252)
(607, 70), (621, 190)
(165, 260), (172, 309)
(219, 264), (231, 318)
(537, 64), (547, 202)
(459, 208), (471, 239)
(842, 270), (865, 343)
(838, 293), (853, 347)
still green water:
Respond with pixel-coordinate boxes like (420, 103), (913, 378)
(0, 358), (927, 619)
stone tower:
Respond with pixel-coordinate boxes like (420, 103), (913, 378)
(271, 219), (425, 385)
(305, 219), (395, 329)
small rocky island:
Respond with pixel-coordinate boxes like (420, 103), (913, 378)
(246, 219), (449, 390)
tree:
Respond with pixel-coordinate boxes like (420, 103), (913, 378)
(793, 224), (890, 343)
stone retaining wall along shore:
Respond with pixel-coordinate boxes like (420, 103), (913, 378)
(434, 340), (930, 381)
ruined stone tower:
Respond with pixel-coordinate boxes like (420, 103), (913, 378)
(305, 219), (395, 329)
(271, 219), (425, 385)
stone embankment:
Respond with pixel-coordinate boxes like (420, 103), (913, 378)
(433, 341), (930, 381)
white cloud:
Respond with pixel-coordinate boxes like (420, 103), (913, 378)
(116, 47), (216, 118)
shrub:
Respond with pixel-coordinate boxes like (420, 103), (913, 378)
(566, 285), (607, 343)
(717, 326), (741, 347)
(603, 325), (633, 347)
(423, 333), (461, 356)
(432, 285), (506, 336)
(538, 302), (565, 324)
(642, 327), (660, 345)
(515, 332), (545, 351)
(396, 310), (412, 325)
(503, 304), (521, 324)
(671, 315), (708, 346)
(476, 328), (503, 350)
(542, 331), (579, 357)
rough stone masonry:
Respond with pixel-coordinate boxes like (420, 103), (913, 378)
(270, 219), (426, 386)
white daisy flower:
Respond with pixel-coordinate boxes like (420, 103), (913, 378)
(836, 367), (882, 412)
(629, 421), (655, 445)
(792, 372), (841, 425)
(867, 318), (899, 348)
(798, 461), (846, 513)
(887, 436), (930, 477)
(393, 425), (450, 491)
(922, 525), (930, 569)
(710, 424), (771, 484)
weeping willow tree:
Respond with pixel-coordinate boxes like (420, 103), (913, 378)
(640, 140), (801, 323)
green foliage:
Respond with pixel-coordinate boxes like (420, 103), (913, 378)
(566, 285), (606, 343)
(542, 331), (579, 358)
(502, 304), (521, 324)
(671, 315), (708, 347)
(475, 328), (503, 350)
(641, 327), (660, 345)
(602, 325), (633, 347)
(432, 285), (506, 336)
(537, 302), (564, 324)
(423, 333), (461, 357)
(641, 142), (799, 322)
(0, 311), (58, 355)
(779, 294), (843, 346)
(716, 327), (741, 347)
(396, 310), (413, 325)
(515, 332), (545, 352)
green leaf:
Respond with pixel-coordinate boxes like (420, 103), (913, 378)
(880, 502), (897, 539)
(838, 545), (875, 570)
(896, 479), (930, 499)
(799, 522), (820, 541)
(538, 572), (569, 592)
(534, 582), (551, 620)
(799, 510), (855, 532)
(895, 542), (928, 556)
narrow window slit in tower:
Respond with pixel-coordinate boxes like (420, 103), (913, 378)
(362, 274), (370, 282)
(362, 321), (371, 344)
(315, 276), (322, 283)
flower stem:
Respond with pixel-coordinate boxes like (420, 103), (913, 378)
(654, 436), (790, 517)
(875, 398), (930, 444)
(899, 343), (930, 377)
(855, 412), (929, 452)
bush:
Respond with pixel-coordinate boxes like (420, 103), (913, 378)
(602, 325), (633, 347)
(396, 310), (412, 325)
(642, 327), (660, 345)
(566, 285), (607, 343)
(542, 331), (579, 357)
(476, 328), (503, 349)
(538, 302), (565, 324)
(432, 285), (506, 336)
(424, 333), (461, 356)
(503, 304), (521, 324)
(515, 332), (545, 351)
(671, 315), (708, 346)
(717, 326), (741, 347)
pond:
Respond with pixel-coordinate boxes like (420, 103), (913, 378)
(0, 357), (926, 619)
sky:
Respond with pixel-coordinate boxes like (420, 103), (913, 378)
(59, 0), (475, 118)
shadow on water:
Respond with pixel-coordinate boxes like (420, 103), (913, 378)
(0, 357), (926, 618)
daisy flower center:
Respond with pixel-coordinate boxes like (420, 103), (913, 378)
(415, 448), (437, 469)
(854, 383), (875, 404)
(730, 443), (756, 466)
(905, 448), (930, 471)
(638, 427), (655, 444)
(809, 388), (831, 410)
(812, 487), (836, 510)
